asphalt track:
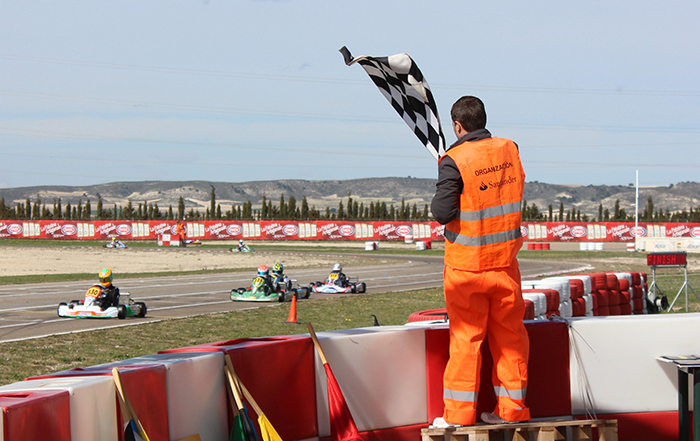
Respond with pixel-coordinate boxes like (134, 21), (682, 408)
(0, 252), (589, 343)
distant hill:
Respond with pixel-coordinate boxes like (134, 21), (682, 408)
(1, 178), (699, 219)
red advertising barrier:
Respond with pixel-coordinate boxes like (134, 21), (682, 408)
(1, 220), (699, 242)
(522, 222), (700, 242)
(0, 220), (444, 241)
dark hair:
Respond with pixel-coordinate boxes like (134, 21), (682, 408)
(450, 96), (487, 132)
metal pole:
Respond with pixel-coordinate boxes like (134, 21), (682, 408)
(680, 369), (689, 441)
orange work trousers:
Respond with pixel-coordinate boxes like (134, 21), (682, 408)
(442, 261), (530, 425)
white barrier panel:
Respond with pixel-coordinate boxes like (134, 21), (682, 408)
(568, 313), (700, 414)
(0, 376), (116, 441)
(95, 352), (227, 441)
(312, 326), (427, 436)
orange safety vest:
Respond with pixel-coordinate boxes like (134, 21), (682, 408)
(441, 137), (525, 271)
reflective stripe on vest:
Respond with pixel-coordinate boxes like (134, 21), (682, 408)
(444, 226), (521, 247)
(458, 200), (522, 222)
(443, 388), (478, 403)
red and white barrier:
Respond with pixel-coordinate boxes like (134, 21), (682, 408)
(569, 313), (700, 414)
(159, 336), (317, 441)
(0, 390), (71, 441)
(0, 376), (117, 441)
(311, 326), (428, 437)
(1, 310), (697, 441)
(94, 352), (228, 441)
(26, 364), (169, 441)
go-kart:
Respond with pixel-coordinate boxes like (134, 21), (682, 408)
(230, 245), (255, 253)
(309, 274), (366, 294)
(231, 276), (310, 302)
(57, 286), (147, 319)
(104, 240), (128, 249)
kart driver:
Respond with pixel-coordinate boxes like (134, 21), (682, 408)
(85, 268), (120, 310)
(237, 239), (246, 252)
(256, 265), (277, 294)
(326, 263), (348, 287)
(272, 263), (292, 292)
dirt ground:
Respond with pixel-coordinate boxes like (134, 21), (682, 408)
(0, 240), (428, 277)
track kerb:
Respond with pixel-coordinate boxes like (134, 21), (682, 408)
(286, 294), (299, 324)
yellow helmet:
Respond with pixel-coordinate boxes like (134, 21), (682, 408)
(99, 268), (113, 287)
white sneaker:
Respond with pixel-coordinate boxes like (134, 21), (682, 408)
(430, 417), (462, 428)
(481, 412), (518, 424)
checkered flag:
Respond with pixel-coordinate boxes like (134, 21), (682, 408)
(340, 46), (446, 161)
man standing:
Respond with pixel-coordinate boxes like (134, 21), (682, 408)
(431, 96), (530, 426)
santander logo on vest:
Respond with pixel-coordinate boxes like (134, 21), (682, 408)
(479, 175), (518, 191)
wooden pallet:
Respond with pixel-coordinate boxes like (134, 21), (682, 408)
(421, 419), (617, 441)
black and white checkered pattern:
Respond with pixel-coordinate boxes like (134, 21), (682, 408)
(340, 46), (446, 161)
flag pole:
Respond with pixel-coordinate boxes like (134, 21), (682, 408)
(112, 367), (151, 441)
(307, 323), (328, 365)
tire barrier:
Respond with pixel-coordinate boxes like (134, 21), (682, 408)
(407, 309), (449, 323)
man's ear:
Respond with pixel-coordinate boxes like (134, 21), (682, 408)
(453, 120), (466, 138)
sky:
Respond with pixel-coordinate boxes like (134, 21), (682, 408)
(0, 1), (698, 189)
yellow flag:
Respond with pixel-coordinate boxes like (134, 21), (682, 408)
(258, 414), (283, 441)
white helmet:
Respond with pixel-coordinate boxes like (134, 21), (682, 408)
(332, 263), (342, 272)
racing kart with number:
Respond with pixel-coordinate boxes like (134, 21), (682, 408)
(57, 286), (147, 319)
(309, 274), (367, 294)
(231, 276), (310, 302)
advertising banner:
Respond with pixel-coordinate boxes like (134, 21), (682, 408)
(1, 220), (699, 242)
(522, 222), (700, 242)
(0, 220), (446, 241)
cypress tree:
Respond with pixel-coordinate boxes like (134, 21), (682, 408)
(301, 196), (309, 220)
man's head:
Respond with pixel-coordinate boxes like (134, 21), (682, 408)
(450, 96), (487, 136)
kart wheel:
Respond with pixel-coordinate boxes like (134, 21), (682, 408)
(237, 288), (246, 294)
(57, 302), (67, 317)
(298, 287), (310, 299)
(135, 302), (147, 318)
(356, 282), (366, 294)
(117, 305), (127, 319)
(278, 292), (286, 303)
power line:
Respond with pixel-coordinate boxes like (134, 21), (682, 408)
(2, 52), (699, 97)
(2, 89), (699, 134)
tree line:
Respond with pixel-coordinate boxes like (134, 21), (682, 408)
(0, 188), (432, 222)
(3, 191), (699, 223)
(521, 196), (700, 223)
